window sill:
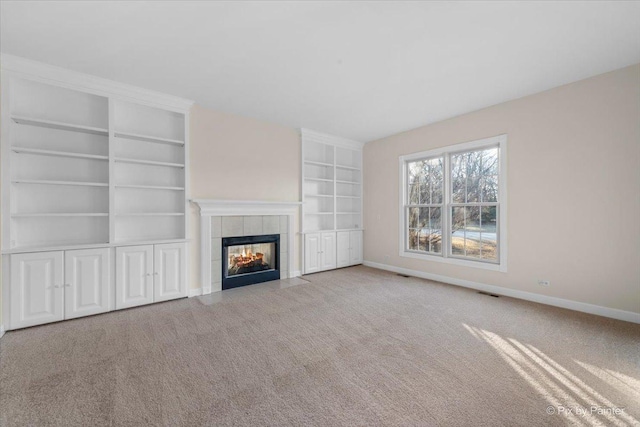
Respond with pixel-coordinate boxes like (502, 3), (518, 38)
(400, 250), (507, 272)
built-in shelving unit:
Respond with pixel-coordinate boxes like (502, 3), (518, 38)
(112, 99), (187, 244)
(301, 129), (364, 274)
(1, 66), (191, 252)
(301, 129), (363, 233)
(1, 54), (194, 332)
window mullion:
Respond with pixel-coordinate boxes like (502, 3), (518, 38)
(443, 153), (451, 259)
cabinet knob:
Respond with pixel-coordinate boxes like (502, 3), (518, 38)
(54, 284), (61, 288)
(65, 283), (72, 287)
(154, 272), (159, 276)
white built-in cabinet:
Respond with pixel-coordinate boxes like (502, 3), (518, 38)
(115, 245), (154, 309)
(1, 55), (193, 330)
(301, 129), (364, 274)
(116, 243), (186, 309)
(304, 232), (339, 274)
(154, 242), (187, 302)
(10, 248), (109, 328)
(65, 248), (110, 320)
(337, 231), (362, 268)
(10, 251), (65, 329)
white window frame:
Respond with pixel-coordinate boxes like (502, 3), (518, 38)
(399, 134), (508, 272)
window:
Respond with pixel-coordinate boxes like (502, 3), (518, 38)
(400, 135), (507, 271)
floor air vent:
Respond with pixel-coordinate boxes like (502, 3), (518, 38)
(397, 274), (411, 278)
(478, 291), (500, 298)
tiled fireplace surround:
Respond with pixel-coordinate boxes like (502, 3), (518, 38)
(193, 200), (301, 294)
(213, 215), (289, 289)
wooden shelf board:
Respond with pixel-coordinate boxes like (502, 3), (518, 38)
(115, 184), (185, 191)
(336, 195), (361, 199)
(304, 177), (333, 183)
(12, 147), (108, 161)
(116, 213), (185, 217)
(114, 157), (185, 168)
(305, 212), (334, 215)
(11, 115), (108, 136)
(12, 213), (108, 218)
(114, 131), (184, 146)
(305, 194), (334, 198)
(304, 160), (334, 167)
(336, 180), (360, 184)
(337, 212), (361, 215)
(336, 164), (361, 171)
(12, 179), (108, 187)
(111, 238), (189, 246)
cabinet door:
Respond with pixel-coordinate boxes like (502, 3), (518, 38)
(10, 251), (64, 329)
(320, 232), (337, 271)
(304, 233), (321, 274)
(154, 243), (186, 302)
(64, 248), (110, 319)
(116, 245), (153, 310)
(349, 231), (363, 265)
(336, 231), (351, 268)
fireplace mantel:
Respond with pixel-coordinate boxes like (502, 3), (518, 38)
(191, 199), (301, 294)
(191, 199), (301, 216)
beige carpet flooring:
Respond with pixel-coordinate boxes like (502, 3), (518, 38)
(1, 266), (639, 426)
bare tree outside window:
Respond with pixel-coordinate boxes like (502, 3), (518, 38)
(407, 157), (443, 254)
(450, 147), (498, 261)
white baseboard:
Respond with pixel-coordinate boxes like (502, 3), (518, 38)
(363, 260), (640, 324)
(188, 287), (203, 298)
(290, 270), (302, 278)
(0, 325), (4, 339)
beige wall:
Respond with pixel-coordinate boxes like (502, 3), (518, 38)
(364, 64), (640, 314)
(188, 104), (301, 291)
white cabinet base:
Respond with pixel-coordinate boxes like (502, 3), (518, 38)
(153, 242), (187, 302)
(10, 251), (64, 329)
(65, 248), (110, 319)
(116, 245), (154, 310)
(306, 230), (363, 274)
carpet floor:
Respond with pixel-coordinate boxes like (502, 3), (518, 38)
(1, 266), (639, 426)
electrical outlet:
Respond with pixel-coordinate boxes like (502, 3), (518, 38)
(537, 280), (550, 287)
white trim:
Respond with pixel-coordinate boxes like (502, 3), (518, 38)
(200, 215), (211, 298)
(290, 270), (302, 278)
(399, 134), (507, 272)
(0, 54), (193, 112)
(363, 260), (640, 324)
(300, 128), (364, 151)
(0, 325), (4, 339)
(188, 287), (203, 298)
(2, 255), (9, 332)
(2, 239), (190, 255)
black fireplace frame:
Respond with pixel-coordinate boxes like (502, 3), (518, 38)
(222, 234), (280, 290)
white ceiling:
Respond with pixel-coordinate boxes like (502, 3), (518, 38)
(1, 1), (639, 142)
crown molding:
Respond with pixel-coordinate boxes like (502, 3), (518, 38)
(0, 53), (194, 112)
(300, 128), (364, 150)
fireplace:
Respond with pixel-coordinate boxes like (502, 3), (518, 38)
(222, 234), (280, 290)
